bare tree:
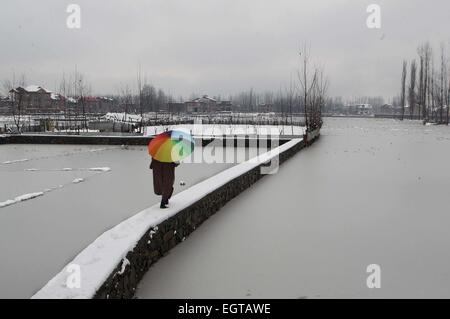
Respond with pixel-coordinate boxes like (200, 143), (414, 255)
(59, 72), (70, 132)
(400, 60), (407, 120)
(118, 84), (133, 132)
(417, 43), (432, 123)
(297, 44), (317, 132)
(424, 44), (432, 122)
(447, 53), (450, 125)
(408, 60), (417, 119)
(285, 74), (295, 134)
(418, 51), (424, 120)
(3, 73), (26, 133)
(439, 44), (446, 123)
(74, 69), (90, 133)
(136, 64), (144, 133)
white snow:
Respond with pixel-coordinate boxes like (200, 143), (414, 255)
(2, 159), (29, 164)
(89, 148), (108, 153)
(31, 138), (302, 299)
(88, 167), (112, 172)
(72, 178), (85, 184)
(23, 85), (50, 93)
(0, 192), (44, 208)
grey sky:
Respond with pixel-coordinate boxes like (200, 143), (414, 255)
(0, 0), (449, 99)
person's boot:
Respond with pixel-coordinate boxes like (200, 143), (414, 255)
(160, 201), (168, 209)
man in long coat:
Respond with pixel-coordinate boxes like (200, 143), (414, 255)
(150, 159), (179, 208)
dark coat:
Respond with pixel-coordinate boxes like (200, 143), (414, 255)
(150, 159), (179, 202)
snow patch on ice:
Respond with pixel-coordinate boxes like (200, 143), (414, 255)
(0, 192), (44, 208)
(72, 178), (84, 184)
(89, 148), (108, 152)
(2, 158), (29, 164)
(89, 167), (111, 172)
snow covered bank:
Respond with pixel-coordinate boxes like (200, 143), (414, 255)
(32, 136), (315, 299)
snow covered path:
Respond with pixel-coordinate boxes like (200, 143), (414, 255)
(136, 118), (450, 298)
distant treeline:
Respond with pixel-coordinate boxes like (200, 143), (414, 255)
(398, 42), (450, 124)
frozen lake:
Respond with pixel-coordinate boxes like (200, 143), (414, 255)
(137, 118), (450, 299)
(0, 144), (255, 298)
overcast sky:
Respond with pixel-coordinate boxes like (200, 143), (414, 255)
(0, 0), (449, 99)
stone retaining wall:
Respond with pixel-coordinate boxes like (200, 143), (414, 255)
(93, 132), (319, 299)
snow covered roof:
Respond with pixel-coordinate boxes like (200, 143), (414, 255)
(24, 85), (51, 93)
(50, 93), (63, 100)
(99, 96), (114, 102)
(10, 85), (52, 94)
(190, 95), (217, 103)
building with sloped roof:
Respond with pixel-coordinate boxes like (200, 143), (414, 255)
(9, 85), (57, 113)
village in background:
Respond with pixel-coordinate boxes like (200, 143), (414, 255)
(0, 81), (438, 135)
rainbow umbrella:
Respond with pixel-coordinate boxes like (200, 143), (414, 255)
(148, 130), (194, 163)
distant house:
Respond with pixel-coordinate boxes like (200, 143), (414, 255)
(185, 95), (233, 113)
(9, 85), (59, 113)
(185, 95), (218, 113)
(7, 85), (115, 114)
(355, 104), (374, 116)
(345, 104), (374, 116)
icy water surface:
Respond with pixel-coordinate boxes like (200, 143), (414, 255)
(137, 118), (450, 298)
(0, 144), (250, 298)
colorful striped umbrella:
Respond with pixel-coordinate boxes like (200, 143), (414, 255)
(148, 130), (194, 163)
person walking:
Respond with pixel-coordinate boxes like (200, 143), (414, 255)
(148, 130), (193, 209)
(150, 158), (179, 208)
